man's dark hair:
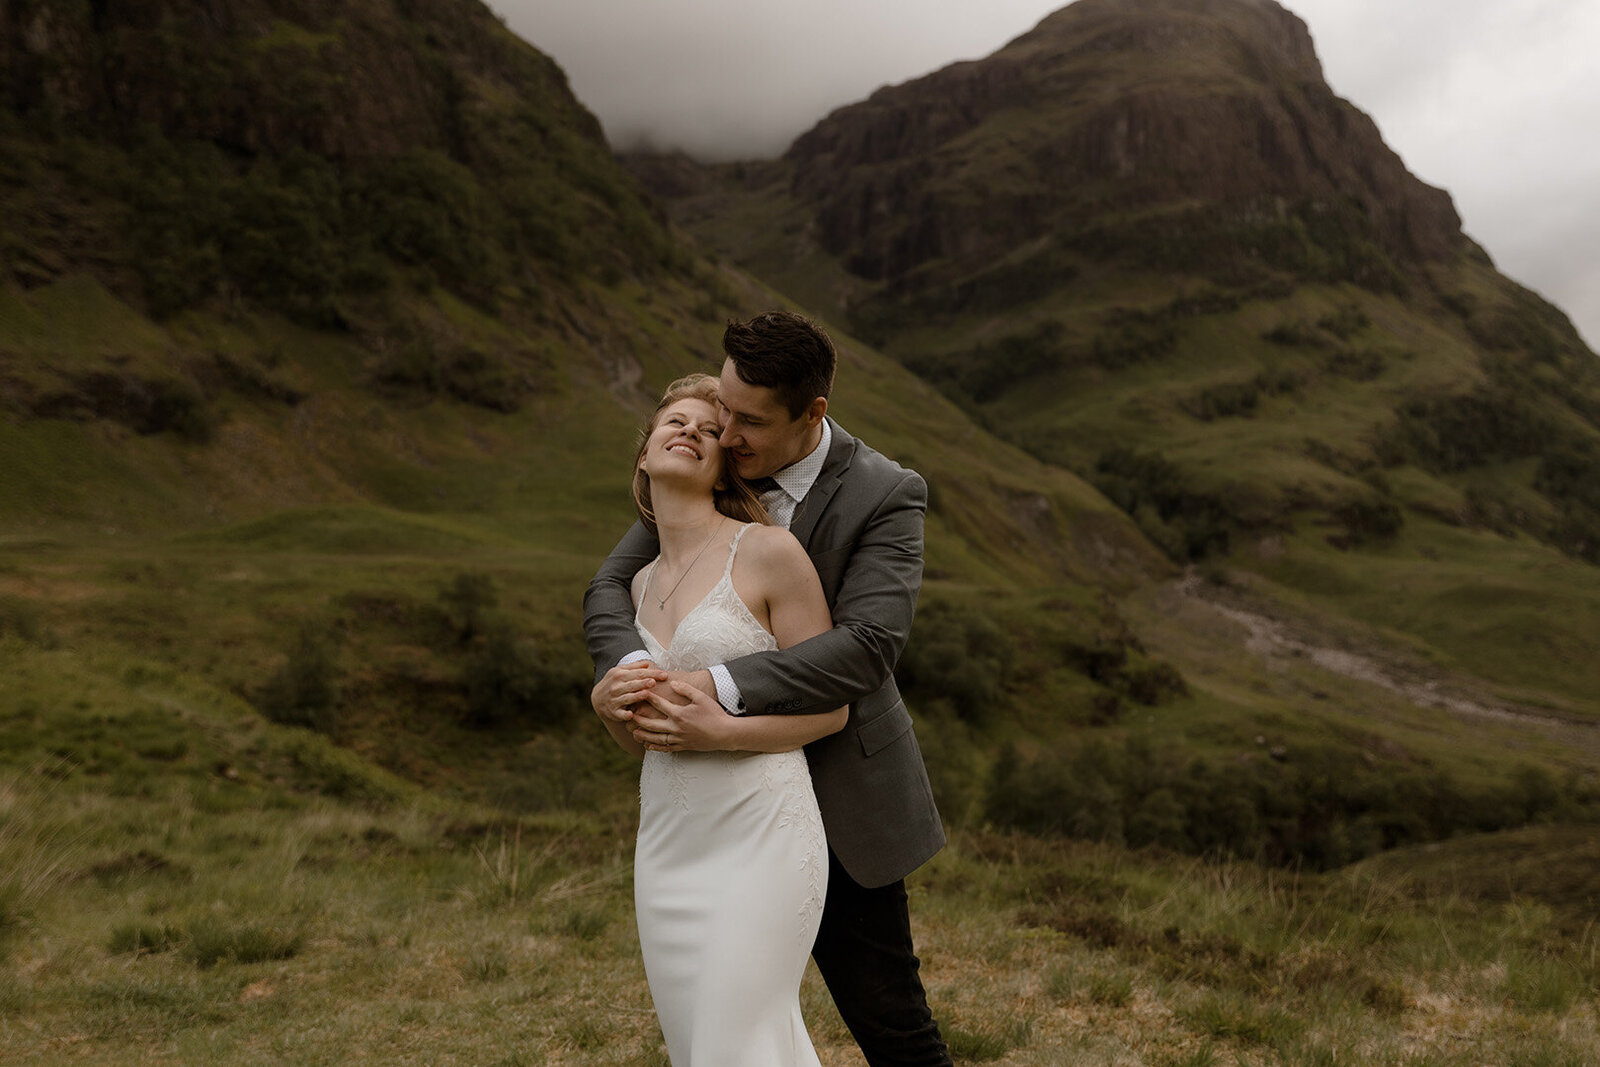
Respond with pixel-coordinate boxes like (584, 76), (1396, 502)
(721, 311), (836, 419)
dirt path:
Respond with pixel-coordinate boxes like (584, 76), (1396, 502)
(1173, 572), (1595, 731)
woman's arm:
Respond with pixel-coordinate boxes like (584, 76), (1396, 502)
(637, 682), (844, 753)
(601, 713), (648, 757)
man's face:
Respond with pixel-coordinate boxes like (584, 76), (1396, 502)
(715, 358), (822, 481)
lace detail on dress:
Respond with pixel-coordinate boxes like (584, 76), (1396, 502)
(635, 523), (775, 674)
(766, 750), (827, 944)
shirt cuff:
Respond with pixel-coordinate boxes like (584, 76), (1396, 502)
(616, 649), (652, 670)
(710, 664), (745, 715)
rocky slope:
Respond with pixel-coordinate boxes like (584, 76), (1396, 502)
(786, 0), (1462, 292)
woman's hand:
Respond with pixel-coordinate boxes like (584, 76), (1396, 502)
(631, 680), (734, 752)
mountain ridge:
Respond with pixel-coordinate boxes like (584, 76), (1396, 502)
(624, 0), (1600, 716)
(2, 0), (1598, 892)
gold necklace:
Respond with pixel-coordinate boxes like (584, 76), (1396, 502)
(648, 519), (723, 610)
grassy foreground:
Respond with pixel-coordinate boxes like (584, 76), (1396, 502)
(3, 636), (1597, 1066)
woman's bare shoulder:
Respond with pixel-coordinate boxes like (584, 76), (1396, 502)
(736, 524), (817, 587)
(739, 522), (806, 563)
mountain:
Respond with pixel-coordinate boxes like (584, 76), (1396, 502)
(626, 0), (1600, 716)
(3, 0), (1596, 880)
(0, 0), (1146, 585)
(0, 0), (1174, 812)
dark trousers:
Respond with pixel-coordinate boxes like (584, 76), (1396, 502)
(811, 848), (952, 1067)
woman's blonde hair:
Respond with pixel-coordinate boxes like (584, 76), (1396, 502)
(632, 373), (769, 535)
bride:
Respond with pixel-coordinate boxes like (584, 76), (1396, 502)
(597, 373), (845, 1066)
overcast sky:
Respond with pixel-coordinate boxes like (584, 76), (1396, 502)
(494, 0), (1600, 349)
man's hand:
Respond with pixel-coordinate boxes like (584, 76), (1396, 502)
(590, 661), (668, 726)
(631, 679), (735, 752)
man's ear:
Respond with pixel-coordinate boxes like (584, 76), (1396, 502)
(806, 396), (828, 427)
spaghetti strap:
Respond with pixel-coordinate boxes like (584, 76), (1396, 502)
(721, 523), (753, 579)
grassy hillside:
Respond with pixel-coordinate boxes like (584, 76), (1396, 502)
(4, 698), (1597, 1064)
(3, 2), (1600, 1060)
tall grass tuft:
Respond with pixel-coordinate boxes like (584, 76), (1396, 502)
(0, 767), (80, 959)
(184, 917), (303, 968)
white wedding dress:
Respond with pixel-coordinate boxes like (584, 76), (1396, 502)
(633, 524), (827, 1067)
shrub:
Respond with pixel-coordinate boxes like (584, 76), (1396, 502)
(460, 624), (585, 729)
(1322, 346), (1388, 381)
(1316, 303), (1370, 340)
(108, 922), (183, 956)
(1122, 661), (1190, 706)
(902, 321), (1068, 403)
(258, 622), (341, 734)
(1385, 386), (1553, 472)
(984, 738), (1592, 868)
(1263, 319), (1323, 347)
(1330, 497), (1404, 547)
(0, 597), (47, 645)
(439, 573), (499, 643)
(1091, 448), (1233, 560)
(1183, 380), (1260, 421)
(1093, 309), (1178, 368)
(898, 602), (1013, 723)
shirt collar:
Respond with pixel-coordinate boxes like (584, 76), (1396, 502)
(769, 417), (831, 502)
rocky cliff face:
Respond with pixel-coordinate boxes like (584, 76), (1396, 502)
(782, 0), (1461, 288)
(1, 0), (601, 160)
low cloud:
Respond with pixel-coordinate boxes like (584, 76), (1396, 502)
(497, 0), (1600, 346)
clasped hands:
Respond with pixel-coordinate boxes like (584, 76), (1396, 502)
(591, 662), (732, 752)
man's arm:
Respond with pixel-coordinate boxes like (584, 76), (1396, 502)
(726, 470), (925, 716)
(582, 521), (660, 686)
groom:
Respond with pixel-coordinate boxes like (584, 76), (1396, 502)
(585, 310), (951, 1066)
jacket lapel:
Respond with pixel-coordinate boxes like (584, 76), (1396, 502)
(791, 417), (855, 549)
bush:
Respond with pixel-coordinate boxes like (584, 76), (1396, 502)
(1091, 448), (1233, 560)
(902, 321), (1068, 404)
(1121, 661), (1190, 706)
(258, 622), (341, 734)
(1263, 319), (1324, 347)
(108, 921), (183, 956)
(1330, 497), (1404, 547)
(1092, 309), (1178, 368)
(0, 597), (48, 645)
(1316, 304), (1370, 341)
(460, 624), (585, 729)
(1385, 386), (1553, 472)
(983, 738), (1592, 868)
(1322, 346), (1388, 382)
(440, 572), (499, 643)
(897, 602), (1013, 723)
(1183, 380), (1260, 421)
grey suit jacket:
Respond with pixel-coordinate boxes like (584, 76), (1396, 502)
(583, 418), (945, 887)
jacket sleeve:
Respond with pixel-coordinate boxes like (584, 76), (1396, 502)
(582, 521), (660, 686)
(725, 470), (925, 716)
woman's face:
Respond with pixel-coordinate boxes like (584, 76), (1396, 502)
(640, 397), (727, 491)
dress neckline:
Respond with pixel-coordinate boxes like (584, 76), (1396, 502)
(635, 523), (753, 656)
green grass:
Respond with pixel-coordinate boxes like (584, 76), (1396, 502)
(4, 607), (1600, 1065)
